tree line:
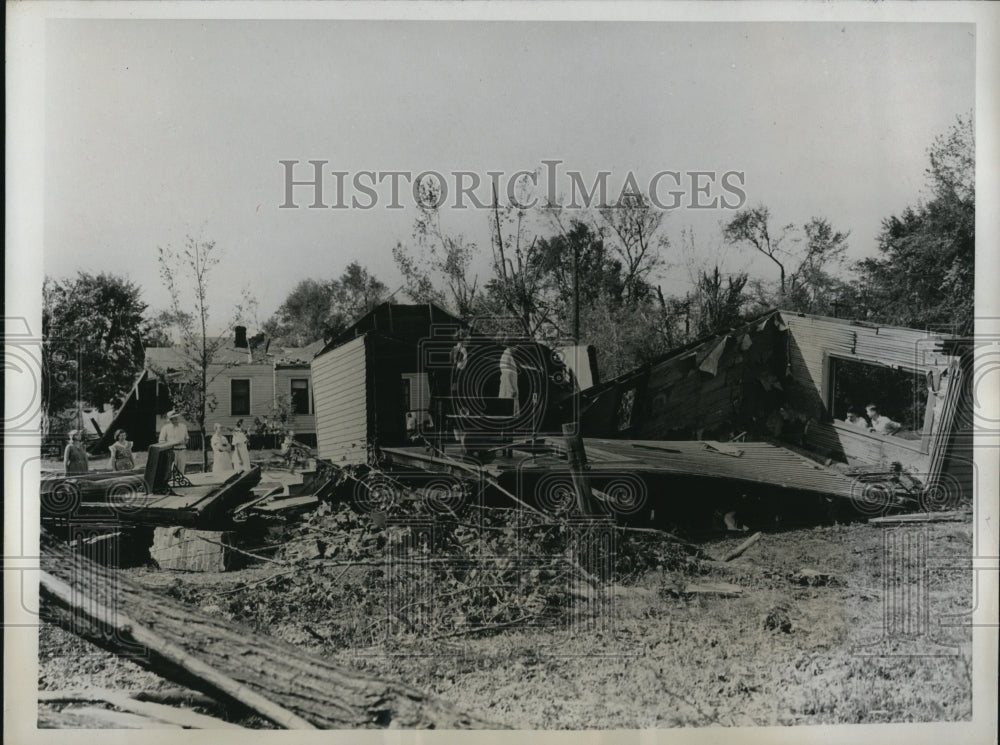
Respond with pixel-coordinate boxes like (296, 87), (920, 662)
(42, 114), (974, 435)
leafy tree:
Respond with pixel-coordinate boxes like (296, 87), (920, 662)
(783, 218), (850, 314)
(692, 265), (749, 337)
(338, 262), (389, 318)
(142, 309), (184, 348)
(530, 214), (675, 376)
(858, 114), (974, 333)
(723, 208), (849, 313)
(154, 237), (255, 467)
(722, 206), (792, 296)
(575, 296), (674, 379)
(42, 272), (152, 432)
(531, 220), (625, 340)
(262, 279), (338, 346)
(264, 262), (388, 345)
(392, 186), (483, 318)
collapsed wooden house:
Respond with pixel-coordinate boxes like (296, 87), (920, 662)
(310, 303), (466, 464)
(579, 310), (973, 500)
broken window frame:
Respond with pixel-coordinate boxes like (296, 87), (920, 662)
(825, 353), (932, 452)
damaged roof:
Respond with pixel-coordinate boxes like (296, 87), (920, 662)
(145, 339), (322, 369)
(581, 438), (861, 500)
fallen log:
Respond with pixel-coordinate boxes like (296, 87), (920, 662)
(39, 533), (500, 729)
(721, 531), (762, 562)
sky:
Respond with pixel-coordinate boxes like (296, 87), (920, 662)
(43, 19), (976, 332)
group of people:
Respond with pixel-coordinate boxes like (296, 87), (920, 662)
(209, 419), (252, 474)
(844, 404), (902, 435)
(63, 428), (135, 475)
(61, 410), (284, 477)
(159, 410), (253, 474)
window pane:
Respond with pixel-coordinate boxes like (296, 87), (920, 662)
(231, 379), (251, 416)
(290, 378), (310, 415)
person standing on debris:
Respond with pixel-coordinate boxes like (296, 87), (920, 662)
(211, 423), (233, 473)
(866, 404), (901, 435)
(63, 430), (89, 475)
(107, 429), (135, 471)
(498, 336), (519, 415)
(159, 410), (190, 475)
(451, 327), (470, 386)
(231, 418), (251, 472)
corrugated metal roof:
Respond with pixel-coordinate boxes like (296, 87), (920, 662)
(581, 438), (860, 499)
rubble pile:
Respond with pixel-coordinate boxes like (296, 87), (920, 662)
(177, 496), (694, 646)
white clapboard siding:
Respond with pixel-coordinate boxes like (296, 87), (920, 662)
(311, 335), (369, 464)
(205, 364), (275, 430)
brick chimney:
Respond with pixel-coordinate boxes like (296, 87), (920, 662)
(234, 325), (248, 348)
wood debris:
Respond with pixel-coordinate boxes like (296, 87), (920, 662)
(39, 531), (502, 729)
(868, 510), (968, 525)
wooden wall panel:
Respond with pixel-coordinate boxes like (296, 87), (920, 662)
(311, 336), (369, 464)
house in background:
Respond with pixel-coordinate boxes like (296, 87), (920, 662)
(91, 326), (323, 454)
(580, 310), (974, 501)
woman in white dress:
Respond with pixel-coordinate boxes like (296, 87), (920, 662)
(231, 419), (251, 473)
(211, 423), (233, 473)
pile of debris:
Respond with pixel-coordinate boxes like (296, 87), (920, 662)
(164, 493), (697, 647)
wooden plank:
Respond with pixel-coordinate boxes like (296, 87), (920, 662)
(675, 582), (743, 597)
(38, 690), (243, 729)
(52, 706), (183, 729)
(251, 495), (320, 513)
(868, 511), (968, 525)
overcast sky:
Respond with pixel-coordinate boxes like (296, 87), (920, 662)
(44, 20), (975, 331)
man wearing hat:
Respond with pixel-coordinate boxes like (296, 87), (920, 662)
(159, 410), (190, 475)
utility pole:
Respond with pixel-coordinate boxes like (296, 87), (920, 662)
(573, 238), (580, 344)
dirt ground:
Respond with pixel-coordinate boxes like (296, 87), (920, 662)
(38, 506), (974, 729)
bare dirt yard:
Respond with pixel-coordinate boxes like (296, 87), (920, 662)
(38, 476), (974, 729)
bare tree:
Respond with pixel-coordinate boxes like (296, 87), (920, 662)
(154, 237), (255, 468)
(596, 194), (668, 304)
(486, 182), (550, 334)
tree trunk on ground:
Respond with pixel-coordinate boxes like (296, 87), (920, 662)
(39, 532), (500, 729)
